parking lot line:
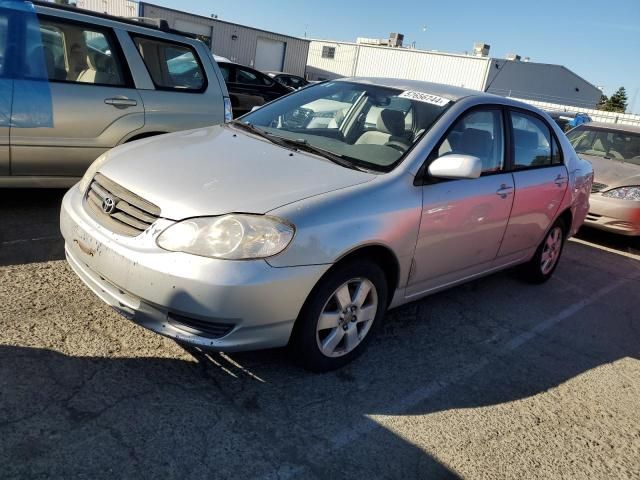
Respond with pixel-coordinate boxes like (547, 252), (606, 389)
(569, 237), (640, 262)
(256, 270), (640, 480)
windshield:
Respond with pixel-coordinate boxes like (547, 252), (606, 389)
(239, 81), (452, 171)
(567, 126), (640, 165)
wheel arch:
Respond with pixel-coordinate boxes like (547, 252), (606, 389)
(325, 243), (401, 308)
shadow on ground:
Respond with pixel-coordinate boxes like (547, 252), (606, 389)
(0, 189), (65, 266)
(1, 246), (638, 479)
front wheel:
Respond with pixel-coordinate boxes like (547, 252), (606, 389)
(519, 218), (566, 283)
(290, 260), (388, 372)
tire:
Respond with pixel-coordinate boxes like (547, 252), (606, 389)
(518, 218), (566, 284)
(290, 260), (388, 372)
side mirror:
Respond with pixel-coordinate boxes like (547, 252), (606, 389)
(428, 154), (482, 180)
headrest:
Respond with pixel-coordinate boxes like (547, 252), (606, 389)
(459, 128), (492, 158)
(377, 109), (406, 137)
(514, 129), (539, 150)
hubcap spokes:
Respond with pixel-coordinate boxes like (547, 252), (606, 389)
(316, 278), (378, 358)
(541, 227), (562, 275)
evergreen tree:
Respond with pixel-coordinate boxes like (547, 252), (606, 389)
(599, 87), (628, 113)
(596, 94), (608, 110)
(607, 87), (628, 113)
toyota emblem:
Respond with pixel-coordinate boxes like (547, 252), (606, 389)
(102, 196), (116, 214)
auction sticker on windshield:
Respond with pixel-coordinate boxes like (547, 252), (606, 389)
(398, 91), (451, 107)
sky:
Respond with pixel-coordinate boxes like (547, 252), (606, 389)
(150, 0), (640, 112)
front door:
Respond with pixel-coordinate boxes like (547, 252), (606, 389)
(10, 14), (143, 177)
(407, 108), (514, 297)
(497, 110), (568, 260)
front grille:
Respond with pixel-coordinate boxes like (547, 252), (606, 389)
(586, 212), (602, 221)
(85, 173), (160, 237)
(168, 313), (235, 339)
(591, 182), (608, 193)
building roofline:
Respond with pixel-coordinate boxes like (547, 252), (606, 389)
(309, 38), (490, 61)
(140, 2), (310, 43)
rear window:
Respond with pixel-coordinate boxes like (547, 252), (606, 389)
(133, 35), (205, 91)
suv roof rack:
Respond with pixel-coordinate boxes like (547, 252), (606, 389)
(30, 1), (197, 39)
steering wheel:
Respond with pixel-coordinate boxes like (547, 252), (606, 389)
(607, 150), (624, 160)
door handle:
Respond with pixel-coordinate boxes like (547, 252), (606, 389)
(104, 97), (138, 108)
(496, 184), (514, 199)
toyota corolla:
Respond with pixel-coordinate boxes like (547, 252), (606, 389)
(60, 78), (593, 371)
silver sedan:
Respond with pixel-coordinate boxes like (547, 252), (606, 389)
(60, 78), (593, 371)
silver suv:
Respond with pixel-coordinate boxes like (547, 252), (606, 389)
(0, 1), (231, 188)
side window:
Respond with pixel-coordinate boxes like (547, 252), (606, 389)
(438, 109), (505, 174)
(236, 67), (272, 86)
(511, 111), (552, 169)
(218, 64), (230, 82)
(133, 36), (205, 91)
(29, 17), (126, 86)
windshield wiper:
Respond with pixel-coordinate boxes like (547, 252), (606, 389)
(272, 137), (367, 171)
(229, 121), (296, 150)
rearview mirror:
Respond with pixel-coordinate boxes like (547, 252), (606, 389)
(428, 154), (482, 180)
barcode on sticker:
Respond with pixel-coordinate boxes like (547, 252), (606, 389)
(398, 91), (451, 107)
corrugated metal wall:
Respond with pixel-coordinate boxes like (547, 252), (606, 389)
(75, 0), (139, 17)
(307, 41), (491, 90)
(484, 60), (602, 109)
(140, 3), (309, 76)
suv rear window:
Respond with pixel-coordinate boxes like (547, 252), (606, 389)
(133, 35), (205, 91)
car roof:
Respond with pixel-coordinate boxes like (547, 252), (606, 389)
(581, 122), (640, 134)
(335, 77), (486, 102)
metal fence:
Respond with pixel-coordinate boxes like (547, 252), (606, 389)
(509, 97), (640, 127)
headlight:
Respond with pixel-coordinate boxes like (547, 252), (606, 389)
(602, 186), (640, 201)
(157, 215), (295, 260)
(78, 152), (110, 193)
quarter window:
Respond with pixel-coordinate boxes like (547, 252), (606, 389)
(438, 109), (505, 174)
(511, 111), (553, 169)
(133, 36), (204, 91)
(27, 17), (126, 86)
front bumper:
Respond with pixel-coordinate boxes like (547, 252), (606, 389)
(583, 195), (640, 236)
(60, 186), (330, 351)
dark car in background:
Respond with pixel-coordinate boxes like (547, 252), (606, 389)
(266, 71), (310, 90)
(214, 58), (293, 117)
(547, 111), (592, 132)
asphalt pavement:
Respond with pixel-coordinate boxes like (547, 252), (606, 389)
(1, 189), (639, 480)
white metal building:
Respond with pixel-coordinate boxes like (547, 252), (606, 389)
(139, 3), (310, 76)
(307, 40), (602, 109)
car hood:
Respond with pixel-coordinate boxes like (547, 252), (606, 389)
(579, 154), (640, 188)
(99, 125), (376, 219)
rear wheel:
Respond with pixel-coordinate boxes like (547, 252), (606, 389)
(291, 260), (387, 372)
(519, 218), (566, 283)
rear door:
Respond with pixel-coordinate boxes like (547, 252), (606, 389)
(11, 14), (144, 177)
(229, 65), (284, 117)
(0, 8), (13, 176)
(128, 33), (224, 130)
(497, 109), (568, 260)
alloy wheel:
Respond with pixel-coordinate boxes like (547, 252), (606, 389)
(315, 277), (378, 358)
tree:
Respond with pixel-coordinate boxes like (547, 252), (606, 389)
(598, 87), (628, 113)
(596, 94), (608, 110)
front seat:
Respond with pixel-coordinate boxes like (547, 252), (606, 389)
(357, 109), (409, 148)
(457, 128), (493, 167)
